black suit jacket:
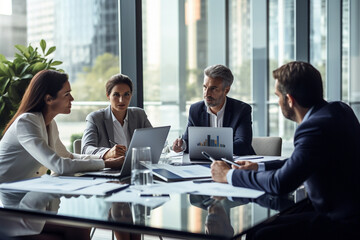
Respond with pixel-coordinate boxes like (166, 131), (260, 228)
(183, 97), (255, 156)
(232, 100), (360, 220)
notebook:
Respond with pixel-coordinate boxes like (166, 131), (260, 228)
(79, 126), (170, 179)
(188, 127), (233, 162)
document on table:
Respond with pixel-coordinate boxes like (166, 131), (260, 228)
(152, 164), (211, 179)
(0, 175), (128, 196)
(114, 180), (264, 199)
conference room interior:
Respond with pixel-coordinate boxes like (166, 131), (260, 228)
(0, 0), (360, 239)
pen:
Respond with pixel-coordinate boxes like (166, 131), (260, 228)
(201, 151), (216, 162)
(109, 139), (118, 146)
(239, 156), (264, 160)
(221, 158), (242, 168)
(139, 194), (170, 197)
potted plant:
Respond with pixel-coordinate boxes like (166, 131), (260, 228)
(0, 39), (63, 137)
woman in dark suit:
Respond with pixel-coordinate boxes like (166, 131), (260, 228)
(81, 74), (152, 159)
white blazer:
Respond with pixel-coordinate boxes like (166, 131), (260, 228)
(0, 112), (105, 183)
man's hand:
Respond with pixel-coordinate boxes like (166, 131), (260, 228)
(103, 145), (127, 159)
(232, 160), (259, 171)
(104, 156), (125, 169)
(172, 138), (185, 153)
(211, 161), (230, 183)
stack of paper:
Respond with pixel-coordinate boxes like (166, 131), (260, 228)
(0, 175), (128, 196)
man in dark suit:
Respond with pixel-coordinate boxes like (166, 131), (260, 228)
(172, 64), (255, 156)
(211, 61), (360, 239)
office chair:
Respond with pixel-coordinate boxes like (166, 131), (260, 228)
(251, 137), (282, 156)
(73, 139), (82, 154)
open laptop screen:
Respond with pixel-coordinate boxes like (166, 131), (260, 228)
(188, 127), (233, 161)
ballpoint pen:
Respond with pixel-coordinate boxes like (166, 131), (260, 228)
(201, 151), (216, 162)
(109, 139), (118, 146)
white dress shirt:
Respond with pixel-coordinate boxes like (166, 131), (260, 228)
(111, 110), (130, 148)
(206, 98), (227, 127)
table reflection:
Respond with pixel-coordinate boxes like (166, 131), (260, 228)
(0, 188), (296, 239)
(0, 191), (60, 237)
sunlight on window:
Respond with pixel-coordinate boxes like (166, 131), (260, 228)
(0, 0), (12, 15)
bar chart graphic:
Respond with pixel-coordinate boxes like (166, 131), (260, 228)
(197, 135), (226, 148)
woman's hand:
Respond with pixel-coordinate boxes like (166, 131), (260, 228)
(172, 138), (185, 153)
(104, 156), (125, 169)
(103, 144), (127, 159)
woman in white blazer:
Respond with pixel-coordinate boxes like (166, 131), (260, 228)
(0, 70), (124, 184)
(81, 74), (152, 158)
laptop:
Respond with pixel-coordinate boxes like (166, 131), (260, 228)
(79, 126), (170, 179)
(188, 127), (233, 161)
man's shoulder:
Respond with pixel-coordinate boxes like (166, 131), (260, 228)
(190, 100), (205, 111)
(226, 97), (251, 110)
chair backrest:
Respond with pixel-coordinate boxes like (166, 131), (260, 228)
(251, 137), (282, 156)
(73, 139), (82, 154)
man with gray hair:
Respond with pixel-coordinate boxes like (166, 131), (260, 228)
(172, 64), (255, 156)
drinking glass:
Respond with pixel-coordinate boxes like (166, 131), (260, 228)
(131, 147), (153, 185)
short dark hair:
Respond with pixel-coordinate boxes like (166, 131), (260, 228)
(273, 61), (323, 108)
(106, 74), (133, 96)
(204, 64), (234, 88)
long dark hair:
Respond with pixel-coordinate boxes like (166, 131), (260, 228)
(3, 70), (68, 134)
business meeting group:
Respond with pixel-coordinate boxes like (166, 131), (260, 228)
(0, 61), (359, 240)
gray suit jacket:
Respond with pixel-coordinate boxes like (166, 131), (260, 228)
(81, 106), (152, 157)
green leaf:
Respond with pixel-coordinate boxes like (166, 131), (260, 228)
(19, 64), (31, 76)
(40, 39), (46, 54)
(21, 73), (33, 79)
(14, 62), (26, 75)
(8, 68), (15, 77)
(0, 77), (11, 94)
(15, 45), (30, 59)
(31, 62), (47, 74)
(45, 46), (56, 56)
(50, 61), (62, 66)
(0, 54), (6, 62)
(28, 45), (34, 54)
(0, 63), (10, 77)
(14, 53), (24, 60)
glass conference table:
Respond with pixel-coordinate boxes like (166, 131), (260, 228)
(0, 184), (298, 240)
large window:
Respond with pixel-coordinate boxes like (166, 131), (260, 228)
(1, 0), (359, 154)
(27, 0), (120, 148)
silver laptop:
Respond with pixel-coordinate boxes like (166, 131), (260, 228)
(80, 126), (170, 179)
(188, 127), (233, 161)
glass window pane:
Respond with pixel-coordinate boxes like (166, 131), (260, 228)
(268, 0), (296, 156)
(228, 0), (252, 103)
(309, 0), (327, 98)
(142, 0), (214, 141)
(26, 0), (120, 148)
(342, 0), (349, 102)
